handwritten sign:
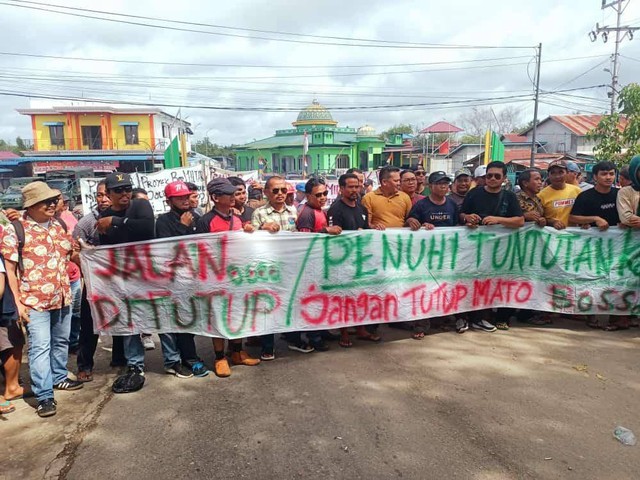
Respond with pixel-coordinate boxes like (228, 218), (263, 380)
(80, 165), (259, 215)
(81, 225), (640, 338)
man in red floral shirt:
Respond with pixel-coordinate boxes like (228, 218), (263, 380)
(2, 182), (82, 418)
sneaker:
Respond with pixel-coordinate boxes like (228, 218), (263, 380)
(214, 358), (231, 378)
(112, 365), (145, 394)
(456, 319), (469, 334)
(141, 334), (155, 351)
(36, 398), (57, 418)
(260, 351), (275, 361)
(288, 342), (314, 353)
(165, 362), (194, 379)
(190, 361), (209, 377)
(231, 350), (261, 366)
(53, 378), (84, 391)
(309, 340), (330, 352)
(471, 320), (497, 332)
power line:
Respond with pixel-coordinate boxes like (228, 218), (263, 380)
(1, 0), (535, 50)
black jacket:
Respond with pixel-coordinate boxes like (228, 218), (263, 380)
(155, 209), (199, 239)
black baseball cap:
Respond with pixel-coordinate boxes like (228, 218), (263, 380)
(105, 172), (133, 189)
(428, 171), (452, 183)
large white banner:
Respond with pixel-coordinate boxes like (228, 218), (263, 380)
(81, 225), (640, 338)
(80, 165), (259, 215)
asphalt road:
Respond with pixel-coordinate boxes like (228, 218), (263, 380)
(4, 319), (640, 480)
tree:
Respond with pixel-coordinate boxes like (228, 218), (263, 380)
(589, 83), (640, 164)
(193, 136), (237, 161)
(457, 106), (525, 137)
(380, 123), (414, 141)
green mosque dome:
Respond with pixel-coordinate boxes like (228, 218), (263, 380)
(292, 99), (338, 127)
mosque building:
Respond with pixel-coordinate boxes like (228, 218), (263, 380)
(234, 99), (402, 174)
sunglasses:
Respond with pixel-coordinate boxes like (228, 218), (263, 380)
(486, 173), (503, 180)
(112, 186), (133, 194)
(271, 188), (288, 194)
(314, 190), (329, 198)
(41, 196), (61, 207)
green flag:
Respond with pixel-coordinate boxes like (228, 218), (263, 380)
(490, 132), (505, 162)
(164, 136), (181, 169)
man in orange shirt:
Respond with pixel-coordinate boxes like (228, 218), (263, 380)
(361, 166), (412, 229)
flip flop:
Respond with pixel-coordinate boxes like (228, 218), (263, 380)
(0, 400), (16, 414)
(339, 339), (353, 348)
(5, 391), (33, 401)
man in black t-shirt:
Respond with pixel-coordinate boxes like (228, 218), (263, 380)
(460, 162), (524, 333)
(327, 174), (369, 231)
(570, 160), (620, 229)
(326, 174), (379, 347)
(97, 173), (188, 394)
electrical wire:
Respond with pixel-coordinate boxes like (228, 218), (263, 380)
(0, 1), (535, 50)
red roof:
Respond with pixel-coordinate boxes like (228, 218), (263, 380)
(549, 115), (628, 136)
(419, 121), (463, 134)
(0, 151), (19, 160)
(502, 134), (529, 143)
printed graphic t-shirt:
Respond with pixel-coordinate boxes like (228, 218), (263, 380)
(408, 196), (459, 227)
(571, 187), (620, 226)
(537, 184), (582, 225)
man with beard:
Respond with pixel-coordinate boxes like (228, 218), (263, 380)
(98, 173), (189, 393)
(155, 181), (208, 377)
(327, 173), (380, 347)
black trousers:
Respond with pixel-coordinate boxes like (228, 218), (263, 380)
(77, 287), (125, 372)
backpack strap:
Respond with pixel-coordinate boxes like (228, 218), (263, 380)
(10, 220), (25, 272)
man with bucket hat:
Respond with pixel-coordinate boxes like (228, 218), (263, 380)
(1, 182), (82, 417)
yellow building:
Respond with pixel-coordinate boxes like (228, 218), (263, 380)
(16, 102), (191, 174)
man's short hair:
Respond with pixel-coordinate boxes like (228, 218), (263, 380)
(378, 166), (400, 182)
(592, 160), (616, 176)
(619, 165), (630, 180)
(184, 182), (198, 192)
(346, 168), (363, 175)
(132, 187), (148, 197)
(265, 175), (284, 190)
(518, 168), (540, 188)
(400, 169), (415, 179)
(339, 173), (359, 187)
(486, 161), (507, 176)
(97, 179), (106, 188)
(304, 177), (325, 194)
(226, 176), (245, 187)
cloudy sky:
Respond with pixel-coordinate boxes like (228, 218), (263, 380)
(0, 0), (639, 146)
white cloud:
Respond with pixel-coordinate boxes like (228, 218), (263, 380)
(0, 0), (638, 145)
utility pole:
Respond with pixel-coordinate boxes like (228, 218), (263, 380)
(530, 43), (542, 168)
(589, 0), (639, 113)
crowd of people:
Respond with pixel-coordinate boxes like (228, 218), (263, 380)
(0, 155), (639, 418)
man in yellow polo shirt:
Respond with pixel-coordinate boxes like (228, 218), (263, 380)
(538, 159), (581, 229)
(362, 166), (412, 229)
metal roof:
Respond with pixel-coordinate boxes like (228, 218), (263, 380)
(522, 115), (628, 136)
(419, 121), (463, 134)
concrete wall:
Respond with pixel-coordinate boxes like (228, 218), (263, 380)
(525, 121), (576, 155)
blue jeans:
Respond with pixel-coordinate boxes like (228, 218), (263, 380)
(122, 333), (181, 370)
(27, 306), (72, 402)
(68, 279), (82, 350)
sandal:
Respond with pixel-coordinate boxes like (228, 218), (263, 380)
(339, 339), (353, 348)
(77, 371), (93, 383)
(411, 331), (425, 340)
(495, 322), (510, 330)
(0, 400), (15, 414)
(356, 333), (382, 343)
